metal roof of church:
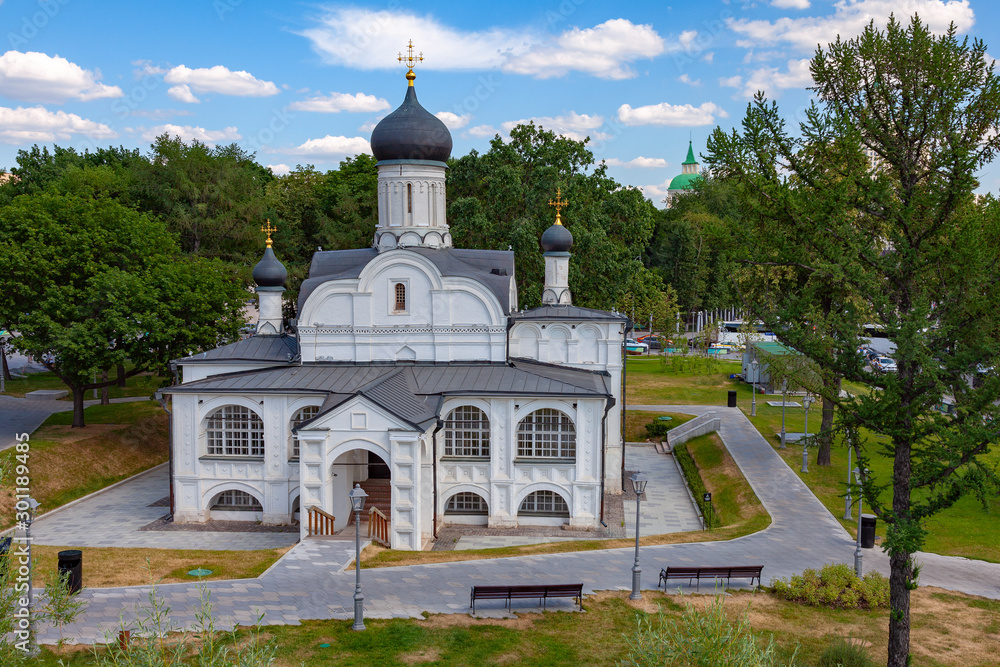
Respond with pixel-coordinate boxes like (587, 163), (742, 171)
(165, 359), (611, 430)
(176, 334), (298, 364)
(513, 304), (630, 323)
(297, 247), (516, 314)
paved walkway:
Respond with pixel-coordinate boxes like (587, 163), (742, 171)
(29, 465), (300, 551)
(30, 405), (1000, 645)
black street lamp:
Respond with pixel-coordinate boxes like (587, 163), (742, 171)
(749, 357), (759, 417)
(780, 378), (788, 449)
(853, 467), (864, 576)
(629, 472), (648, 600)
(349, 483), (368, 631)
(801, 395), (814, 473)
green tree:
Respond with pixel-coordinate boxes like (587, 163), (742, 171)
(447, 123), (661, 311)
(707, 16), (1000, 666)
(0, 188), (248, 427)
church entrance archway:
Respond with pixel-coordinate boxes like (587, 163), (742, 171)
(330, 449), (391, 532)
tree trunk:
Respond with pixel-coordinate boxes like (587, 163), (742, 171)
(1, 346), (10, 381)
(101, 370), (110, 405)
(116, 363), (126, 388)
(71, 386), (86, 428)
(887, 551), (913, 667)
(816, 373), (839, 466)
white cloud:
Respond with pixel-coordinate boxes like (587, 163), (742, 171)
(286, 135), (372, 158)
(289, 91), (389, 113)
(267, 163), (291, 175)
(435, 111), (470, 129)
(501, 112), (605, 141)
(701, 52), (714, 64)
(637, 179), (673, 198)
(130, 108), (194, 120)
(0, 51), (122, 103)
(467, 124), (498, 138)
(300, 10), (673, 80)
(617, 101), (727, 127)
(163, 65), (279, 99)
(167, 84), (200, 104)
(719, 75), (743, 88)
(739, 58), (813, 97)
(605, 156), (669, 168)
(678, 73), (701, 86)
(729, 0), (975, 52)
(141, 124), (241, 143)
(771, 0), (810, 8)
(504, 19), (665, 80)
(0, 105), (117, 144)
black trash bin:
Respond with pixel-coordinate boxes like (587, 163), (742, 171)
(727, 390), (738, 408)
(57, 549), (82, 594)
(860, 514), (877, 549)
(0, 536), (11, 572)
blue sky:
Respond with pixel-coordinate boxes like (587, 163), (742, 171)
(0, 0), (996, 204)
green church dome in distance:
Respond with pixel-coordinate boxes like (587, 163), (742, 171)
(668, 171), (702, 190)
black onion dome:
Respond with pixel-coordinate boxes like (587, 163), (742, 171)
(370, 86), (452, 163)
(253, 247), (287, 287)
(541, 223), (573, 253)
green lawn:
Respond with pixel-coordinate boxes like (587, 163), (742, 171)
(627, 356), (1000, 563)
(0, 368), (165, 400)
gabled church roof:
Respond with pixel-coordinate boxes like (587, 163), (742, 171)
(176, 334), (298, 364)
(164, 359), (612, 431)
(297, 247), (516, 315)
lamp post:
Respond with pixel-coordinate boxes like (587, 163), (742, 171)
(843, 444), (854, 520)
(348, 483), (368, 631)
(801, 395), (814, 473)
(853, 467), (864, 576)
(780, 378), (788, 449)
(750, 357), (759, 417)
(629, 471), (648, 600)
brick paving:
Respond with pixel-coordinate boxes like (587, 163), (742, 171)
(27, 404), (1000, 645)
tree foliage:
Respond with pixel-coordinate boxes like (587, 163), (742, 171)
(707, 15), (1000, 666)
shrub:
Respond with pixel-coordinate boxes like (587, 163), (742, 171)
(673, 443), (718, 528)
(620, 595), (797, 666)
(644, 419), (673, 439)
(770, 563), (889, 610)
(817, 637), (876, 667)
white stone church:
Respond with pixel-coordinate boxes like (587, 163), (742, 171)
(163, 67), (629, 549)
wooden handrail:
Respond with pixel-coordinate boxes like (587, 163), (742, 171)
(307, 505), (335, 537)
(368, 506), (390, 547)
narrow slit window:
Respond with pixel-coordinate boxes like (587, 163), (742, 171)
(394, 282), (406, 311)
(407, 183), (412, 213)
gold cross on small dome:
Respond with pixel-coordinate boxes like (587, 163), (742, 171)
(261, 219), (277, 248)
(548, 188), (568, 225)
(398, 39), (423, 85)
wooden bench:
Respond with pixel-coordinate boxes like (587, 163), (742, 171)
(470, 583), (584, 613)
(658, 565), (763, 591)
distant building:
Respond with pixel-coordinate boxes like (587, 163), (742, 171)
(0, 172), (19, 185)
(663, 141), (702, 208)
(162, 60), (629, 549)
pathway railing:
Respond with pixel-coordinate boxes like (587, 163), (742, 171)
(307, 505), (335, 537)
(368, 506), (390, 547)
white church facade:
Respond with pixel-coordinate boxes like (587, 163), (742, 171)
(163, 66), (629, 550)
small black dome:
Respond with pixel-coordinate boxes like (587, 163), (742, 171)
(253, 247), (287, 287)
(370, 86), (452, 163)
(541, 223), (573, 253)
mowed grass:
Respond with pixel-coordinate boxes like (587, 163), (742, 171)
(625, 355), (1000, 563)
(623, 410), (693, 442)
(0, 400), (168, 530)
(35, 587), (1000, 666)
(684, 432), (769, 533)
(0, 368), (165, 400)
(31, 545), (291, 587)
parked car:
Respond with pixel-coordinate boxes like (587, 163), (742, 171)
(626, 338), (649, 353)
(873, 356), (897, 372)
(638, 335), (665, 350)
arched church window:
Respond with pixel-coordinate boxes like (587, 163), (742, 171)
(289, 405), (321, 459)
(407, 182), (413, 213)
(518, 490), (569, 516)
(517, 408), (575, 459)
(443, 406), (490, 457)
(394, 282), (406, 311)
(206, 405), (264, 457)
(212, 490), (262, 512)
(445, 492), (488, 514)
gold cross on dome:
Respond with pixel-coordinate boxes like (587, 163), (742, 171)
(261, 219), (277, 248)
(398, 39), (423, 85)
(548, 188), (568, 225)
